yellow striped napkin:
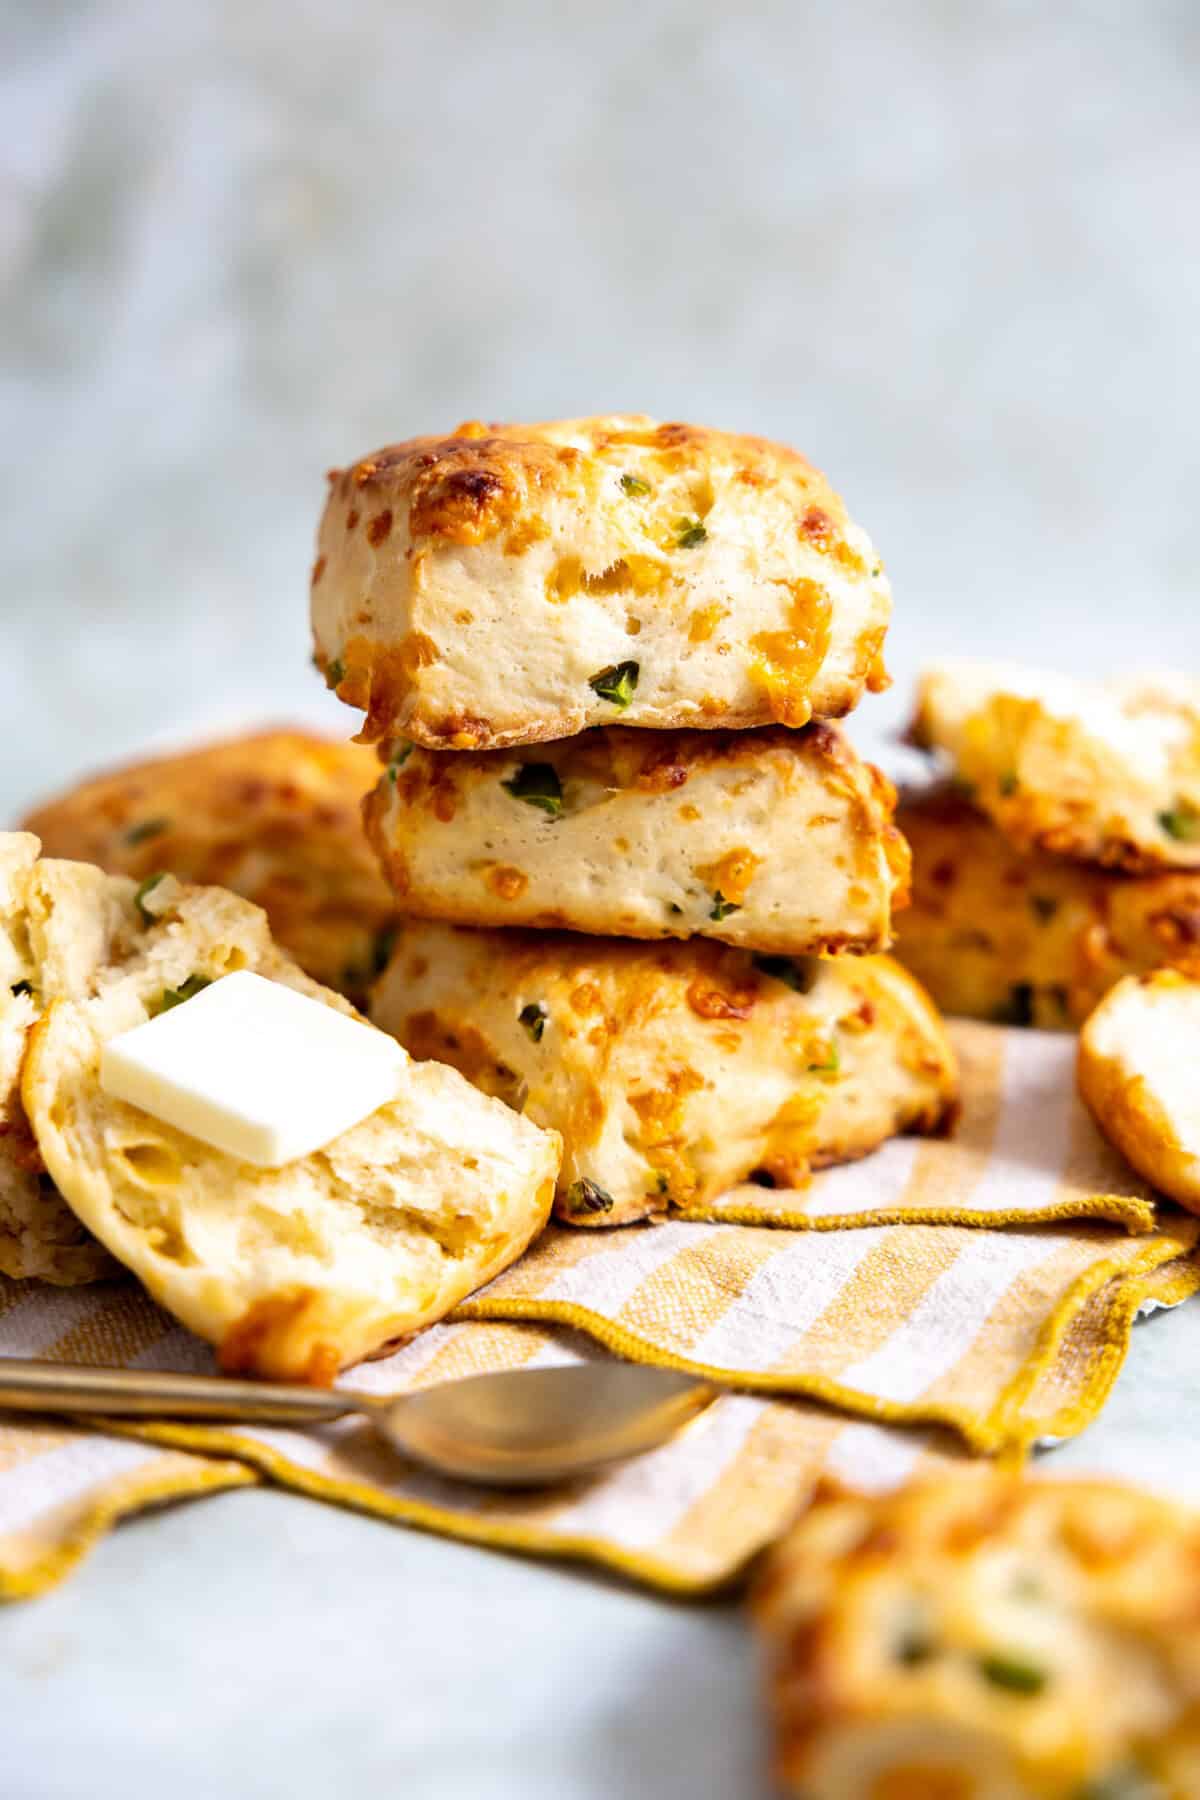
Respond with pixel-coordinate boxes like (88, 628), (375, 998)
(0, 1023), (1195, 1601)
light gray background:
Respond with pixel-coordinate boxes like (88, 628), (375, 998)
(2, 3), (1199, 1795)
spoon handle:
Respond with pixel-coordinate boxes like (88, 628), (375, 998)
(0, 1357), (353, 1425)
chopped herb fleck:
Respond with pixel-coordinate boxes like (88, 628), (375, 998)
(808, 1042), (841, 1077)
(710, 891), (740, 921)
(502, 763), (563, 818)
(588, 660), (640, 709)
(619, 472), (651, 497)
(951, 777), (978, 802)
(675, 516), (708, 548)
(998, 771), (1019, 797)
(977, 1650), (1048, 1695)
(134, 872), (167, 925)
(326, 658), (346, 687)
(871, 563), (882, 577)
(1029, 894), (1059, 922)
(1159, 802), (1200, 843)
(156, 974), (212, 1015)
(125, 817), (169, 848)
(564, 1178), (615, 1216)
(994, 982), (1035, 1027)
(1073, 1768), (1157, 1800)
(370, 925), (396, 978)
(519, 1001), (548, 1043)
(652, 1171), (670, 1197)
(668, 902), (684, 916)
(386, 742), (414, 782)
(752, 954), (816, 994)
(894, 1627), (937, 1667)
(10, 979), (33, 998)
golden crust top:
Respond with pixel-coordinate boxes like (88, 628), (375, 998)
(756, 1473), (1200, 1796)
(22, 729), (393, 1003)
(326, 416), (838, 550)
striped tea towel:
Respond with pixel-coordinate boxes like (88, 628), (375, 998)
(0, 1023), (1195, 1600)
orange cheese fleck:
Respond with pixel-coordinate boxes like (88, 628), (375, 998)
(748, 578), (833, 728)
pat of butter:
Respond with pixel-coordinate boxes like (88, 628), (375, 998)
(100, 969), (406, 1167)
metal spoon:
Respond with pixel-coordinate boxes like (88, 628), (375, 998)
(0, 1357), (718, 1486)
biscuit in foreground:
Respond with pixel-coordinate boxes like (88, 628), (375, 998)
(754, 1474), (1200, 1797)
(0, 833), (116, 1284)
(365, 723), (910, 954)
(911, 660), (1200, 872)
(896, 784), (1200, 1028)
(22, 729), (393, 1003)
(21, 867), (559, 1378)
(371, 923), (956, 1226)
(1078, 969), (1200, 1210)
(312, 415), (891, 749)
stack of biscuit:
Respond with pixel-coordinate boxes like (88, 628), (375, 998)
(896, 660), (1200, 1029)
(310, 415), (958, 1225)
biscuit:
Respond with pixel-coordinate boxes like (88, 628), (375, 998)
(0, 833), (116, 1284)
(365, 722), (910, 955)
(21, 865), (560, 1378)
(22, 730), (393, 1002)
(754, 1474), (1200, 1797)
(911, 660), (1200, 872)
(1078, 969), (1200, 1210)
(896, 785), (1200, 1028)
(370, 921), (957, 1226)
(311, 416), (892, 749)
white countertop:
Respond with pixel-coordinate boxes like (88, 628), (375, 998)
(4, 1), (1200, 1792)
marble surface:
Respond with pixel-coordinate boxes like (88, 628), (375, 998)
(3, 2), (1200, 1794)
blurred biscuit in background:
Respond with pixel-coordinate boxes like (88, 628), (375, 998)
(755, 1472), (1200, 1796)
(894, 784), (1200, 1029)
(910, 661), (1200, 873)
(22, 729), (394, 1005)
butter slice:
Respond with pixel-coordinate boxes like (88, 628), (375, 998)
(100, 970), (406, 1167)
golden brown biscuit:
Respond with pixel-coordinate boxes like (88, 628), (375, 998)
(311, 415), (892, 749)
(1078, 969), (1200, 1210)
(895, 785), (1200, 1029)
(754, 1474), (1200, 1798)
(370, 921), (957, 1226)
(21, 865), (559, 1378)
(21, 729), (393, 1002)
(0, 833), (116, 1283)
(365, 722), (910, 955)
(910, 661), (1200, 872)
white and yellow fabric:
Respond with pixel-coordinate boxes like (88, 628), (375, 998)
(0, 1024), (1196, 1601)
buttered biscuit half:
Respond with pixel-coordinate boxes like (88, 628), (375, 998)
(21, 864), (559, 1378)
